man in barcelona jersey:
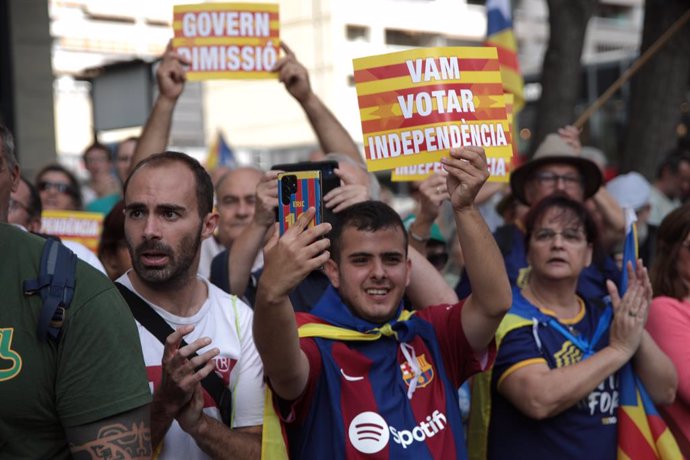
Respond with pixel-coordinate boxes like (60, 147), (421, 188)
(254, 146), (512, 459)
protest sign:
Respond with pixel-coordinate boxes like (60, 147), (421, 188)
(391, 156), (512, 183)
(391, 92), (516, 183)
(173, 3), (279, 80)
(40, 210), (104, 254)
(353, 47), (512, 172)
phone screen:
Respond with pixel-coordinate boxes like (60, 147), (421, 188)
(277, 170), (322, 235)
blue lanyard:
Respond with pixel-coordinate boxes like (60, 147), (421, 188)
(546, 305), (612, 358)
(513, 288), (612, 359)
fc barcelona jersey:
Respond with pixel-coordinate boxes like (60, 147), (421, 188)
(278, 301), (494, 459)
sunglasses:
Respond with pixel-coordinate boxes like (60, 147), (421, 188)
(37, 181), (74, 195)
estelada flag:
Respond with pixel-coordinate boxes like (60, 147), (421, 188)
(616, 209), (684, 460)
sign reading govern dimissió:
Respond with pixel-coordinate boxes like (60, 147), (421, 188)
(173, 3), (280, 80)
(353, 47), (513, 173)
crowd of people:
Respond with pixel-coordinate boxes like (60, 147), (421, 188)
(1, 39), (689, 460)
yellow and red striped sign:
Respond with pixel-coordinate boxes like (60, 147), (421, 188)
(353, 47), (512, 173)
(391, 156), (513, 183)
(173, 3), (280, 80)
(40, 210), (104, 254)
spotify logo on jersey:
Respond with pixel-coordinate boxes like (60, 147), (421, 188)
(348, 412), (390, 454)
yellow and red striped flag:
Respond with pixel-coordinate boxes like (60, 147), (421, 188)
(485, 0), (524, 113)
(617, 209), (684, 460)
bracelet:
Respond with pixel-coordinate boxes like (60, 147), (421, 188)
(409, 229), (429, 243)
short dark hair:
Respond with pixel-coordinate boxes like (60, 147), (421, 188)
(124, 151), (214, 218)
(98, 199), (126, 260)
(524, 193), (597, 250)
(35, 163), (83, 210)
(330, 201), (407, 262)
(0, 123), (17, 172)
(651, 204), (690, 299)
(83, 142), (111, 162)
(655, 149), (690, 179)
(19, 176), (42, 220)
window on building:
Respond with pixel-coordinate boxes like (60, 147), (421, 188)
(347, 25), (370, 42)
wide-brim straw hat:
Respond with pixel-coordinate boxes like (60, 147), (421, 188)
(510, 134), (603, 205)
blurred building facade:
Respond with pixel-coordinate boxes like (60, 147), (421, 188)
(6, 0), (646, 172)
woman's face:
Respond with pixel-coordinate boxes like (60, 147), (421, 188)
(675, 232), (690, 285)
(37, 171), (78, 211)
(527, 206), (593, 281)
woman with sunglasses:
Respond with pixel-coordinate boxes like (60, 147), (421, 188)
(647, 204), (690, 456)
(35, 164), (83, 211)
(480, 194), (676, 460)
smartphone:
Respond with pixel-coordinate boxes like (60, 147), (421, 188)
(272, 160), (338, 224)
(277, 170), (322, 235)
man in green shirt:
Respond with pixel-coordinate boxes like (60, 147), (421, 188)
(0, 123), (153, 459)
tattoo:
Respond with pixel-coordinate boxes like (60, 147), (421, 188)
(67, 405), (152, 460)
(70, 421), (152, 460)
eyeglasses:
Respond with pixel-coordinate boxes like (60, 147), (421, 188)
(532, 228), (586, 244)
(8, 198), (30, 214)
(427, 252), (449, 270)
(532, 172), (583, 188)
(37, 181), (74, 194)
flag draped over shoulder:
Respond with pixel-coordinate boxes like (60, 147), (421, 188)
(484, 0), (525, 113)
(616, 209), (684, 460)
(205, 131), (236, 171)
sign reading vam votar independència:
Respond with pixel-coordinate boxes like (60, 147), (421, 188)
(353, 47), (512, 173)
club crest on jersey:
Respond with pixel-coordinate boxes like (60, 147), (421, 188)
(400, 354), (434, 388)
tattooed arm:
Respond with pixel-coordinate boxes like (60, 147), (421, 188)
(66, 405), (152, 460)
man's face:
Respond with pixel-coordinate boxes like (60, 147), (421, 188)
(325, 226), (411, 324)
(8, 180), (40, 232)
(124, 161), (217, 288)
(0, 150), (19, 222)
(116, 139), (136, 183)
(216, 168), (262, 246)
(37, 170), (78, 211)
(84, 147), (112, 177)
(677, 160), (690, 201)
(524, 163), (585, 205)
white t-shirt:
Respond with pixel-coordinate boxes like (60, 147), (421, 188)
(117, 272), (264, 460)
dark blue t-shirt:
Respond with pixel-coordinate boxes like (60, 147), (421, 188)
(487, 289), (617, 460)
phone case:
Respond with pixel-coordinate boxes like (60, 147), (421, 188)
(278, 170), (322, 235)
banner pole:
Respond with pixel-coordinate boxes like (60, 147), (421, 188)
(573, 8), (690, 130)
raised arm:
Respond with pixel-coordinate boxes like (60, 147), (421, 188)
(441, 147), (511, 352)
(66, 405), (151, 460)
(253, 210), (332, 401)
(273, 42), (362, 164)
(407, 172), (447, 254)
(227, 171), (279, 297)
(130, 40), (189, 172)
(405, 244), (458, 308)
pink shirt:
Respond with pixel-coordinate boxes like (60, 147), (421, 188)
(647, 296), (690, 455)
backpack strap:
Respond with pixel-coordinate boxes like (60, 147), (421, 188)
(115, 282), (233, 427)
(23, 239), (77, 342)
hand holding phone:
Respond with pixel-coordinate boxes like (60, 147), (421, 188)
(277, 171), (322, 235)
